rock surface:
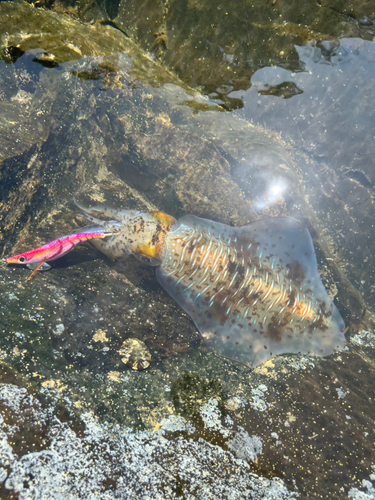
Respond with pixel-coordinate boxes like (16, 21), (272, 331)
(0, 3), (374, 499)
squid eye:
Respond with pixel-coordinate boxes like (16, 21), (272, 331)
(18, 256), (26, 263)
(140, 257), (151, 264)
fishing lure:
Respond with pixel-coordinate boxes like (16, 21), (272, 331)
(75, 200), (346, 369)
(5, 226), (117, 281)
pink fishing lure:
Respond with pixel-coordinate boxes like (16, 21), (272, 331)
(5, 227), (114, 280)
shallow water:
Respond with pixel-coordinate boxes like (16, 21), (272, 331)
(0, 1), (374, 499)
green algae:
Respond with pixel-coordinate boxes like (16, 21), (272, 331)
(107, 0), (375, 107)
(171, 372), (225, 421)
(0, 1), (188, 90)
(8, 0), (374, 109)
(0, 1), (131, 64)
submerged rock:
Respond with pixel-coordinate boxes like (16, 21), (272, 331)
(34, 0), (375, 108)
(0, 1), (131, 64)
(0, 2), (374, 498)
(0, 383), (298, 499)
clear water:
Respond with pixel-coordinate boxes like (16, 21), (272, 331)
(0, 2), (374, 499)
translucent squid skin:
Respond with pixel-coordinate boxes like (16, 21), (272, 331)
(79, 204), (346, 369)
(88, 210), (177, 263)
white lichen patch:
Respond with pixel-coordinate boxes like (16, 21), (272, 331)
(13, 331), (26, 340)
(348, 476), (375, 499)
(227, 428), (263, 463)
(225, 395), (247, 411)
(287, 357), (316, 371)
(0, 384), (298, 499)
(53, 322), (65, 336)
(199, 399), (263, 464)
(159, 415), (195, 434)
(249, 384), (273, 412)
(271, 432), (280, 446)
(199, 398), (225, 433)
(350, 330), (375, 349)
(336, 387), (348, 400)
(0, 467), (7, 483)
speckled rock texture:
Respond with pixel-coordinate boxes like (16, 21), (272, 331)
(0, 3), (374, 499)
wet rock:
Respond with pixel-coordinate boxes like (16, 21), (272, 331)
(108, 0), (375, 108)
(0, 383), (298, 499)
(171, 372), (225, 421)
(0, 2), (132, 65)
(0, 3), (374, 498)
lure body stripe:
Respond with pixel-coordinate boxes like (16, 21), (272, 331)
(6, 229), (114, 266)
